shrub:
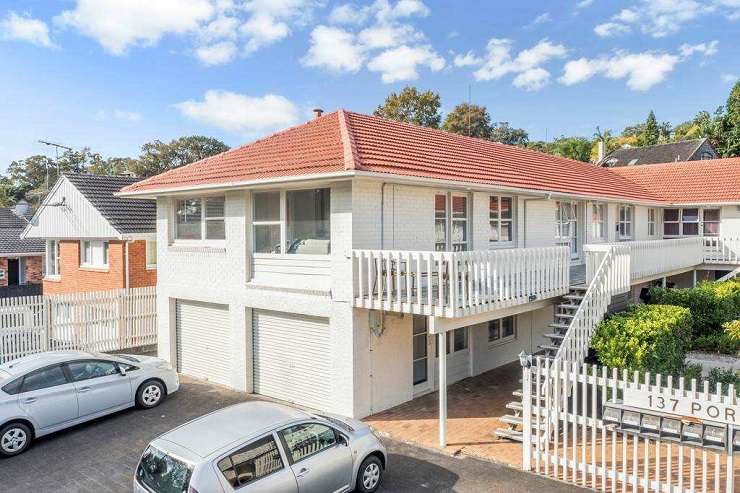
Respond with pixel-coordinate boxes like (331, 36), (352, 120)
(707, 368), (740, 397)
(592, 304), (692, 375)
(724, 319), (740, 342)
(682, 363), (703, 382)
(691, 331), (740, 355)
(648, 281), (740, 337)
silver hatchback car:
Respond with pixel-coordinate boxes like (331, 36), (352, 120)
(134, 401), (387, 493)
(0, 350), (179, 456)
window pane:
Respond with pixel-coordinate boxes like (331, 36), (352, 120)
(453, 328), (467, 351)
(500, 197), (512, 220)
(452, 196), (467, 218)
(412, 316), (427, 335)
(219, 435), (283, 487)
(489, 196), (499, 219)
(500, 222), (512, 242)
(205, 197), (225, 218)
(704, 222), (720, 236)
(703, 209), (720, 222)
(435, 195), (446, 218)
(664, 209), (679, 222)
(282, 423), (337, 463)
(452, 221), (467, 243)
(255, 225), (281, 253)
(413, 335), (427, 359)
(146, 240), (157, 266)
(254, 192), (280, 222)
(488, 320), (500, 341)
(413, 360), (427, 385)
(502, 316), (515, 338)
(682, 208), (699, 222)
(664, 223), (680, 236)
(683, 223), (699, 236)
(21, 365), (67, 392)
(176, 199), (202, 240)
(489, 221), (499, 242)
(136, 446), (192, 493)
(435, 219), (446, 245)
(66, 360), (118, 381)
(206, 219), (226, 240)
(286, 189), (330, 254)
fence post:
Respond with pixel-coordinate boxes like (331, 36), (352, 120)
(521, 352), (533, 470)
(43, 297), (50, 352)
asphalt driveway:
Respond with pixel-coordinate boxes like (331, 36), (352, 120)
(1, 376), (585, 493)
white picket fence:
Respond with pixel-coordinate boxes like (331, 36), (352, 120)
(0, 286), (157, 364)
(523, 358), (738, 493)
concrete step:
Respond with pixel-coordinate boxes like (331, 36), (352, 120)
(570, 285), (588, 292)
(544, 332), (565, 340)
(555, 313), (575, 319)
(495, 428), (525, 442)
(501, 415), (548, 430)
(549, 322), (569, 330)
(558, 303), (581, 310)
(506, 401), (523, 412)
(563, 294), (585, 302)
(538, 344), (560, 352)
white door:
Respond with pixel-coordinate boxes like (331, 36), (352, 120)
(176, 300), (232, 387)
(252, 310), (332, 411)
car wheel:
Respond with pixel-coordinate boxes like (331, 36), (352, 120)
(355, 455), (383, 493)
(136, 380), (165, 409)
(0, 422), (32, 457)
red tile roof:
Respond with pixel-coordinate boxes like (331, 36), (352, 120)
(611, 157), (740, 204)
(121, 110), (735, 205)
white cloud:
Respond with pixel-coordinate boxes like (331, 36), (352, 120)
(576, 0), (594, 8)
(357, 23), (422, 50)
(239, 13), (290, 54)
(113, 110), (142, 121)
(453, 51), (483, 67)
(196, 40), (238, 65)
(1, 11), (56, 48)
(613, 8), (639, 23)
(471, 38), (567, 90)
(375, 0), (430, 22)
(559, 51), (681, 91)
(175, 90), (299, 135)
(679, 40), (719, 57)
(367, 44), (444, 83)
(721, 73), (739, 84)
(716, 0), (740, 19)
(329, 4), (370, 25)
(594, 22), (631, 37)
(530, 12), (552, 26)
(302, 26), (365, 73)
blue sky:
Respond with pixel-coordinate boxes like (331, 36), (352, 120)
(1, 0), (739, 170)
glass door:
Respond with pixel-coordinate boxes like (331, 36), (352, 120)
(412, 316), (430, 393)
(556, 201), (580, 261)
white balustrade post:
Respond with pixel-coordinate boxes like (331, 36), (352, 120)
(438, 329), (447, 448)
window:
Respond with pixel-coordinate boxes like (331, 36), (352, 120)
(146, 239), (157, 268)
(591, 204), (606, 240)
(412, 316), (428, 386)
(489, 196), (513, 243)
(618, 205), (633, 240)
(65, 360), (118, 381)
(80, 240), (109, 268)
(488, 316), (516, 345)
(703, 209), (720, 236)
(435, 193), (469, 252)
(175, 197), (226, 242)
(280, 423), (337, 463)
(21, 365), (68, 393)
(217, 435), (284, 488)
(252, 189), (331, 255)
(436, 327), (468, 356)
(46, 240), (60, 277)
(664, 208), (680, 236)
(681, 208), (700, 236)
(434, 194), (447, 251)
(136, 446), (193, 493)
(647, 208), (658, 237)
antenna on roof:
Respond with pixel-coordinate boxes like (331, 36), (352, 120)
(38, 140), (72, 191)
(467, 85), (472, 137)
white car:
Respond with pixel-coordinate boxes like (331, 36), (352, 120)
(0, 350), (179, 456)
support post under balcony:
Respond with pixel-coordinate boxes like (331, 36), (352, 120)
(438, 330), (447, 448)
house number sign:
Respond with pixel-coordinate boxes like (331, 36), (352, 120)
(624, 387), (739, 426)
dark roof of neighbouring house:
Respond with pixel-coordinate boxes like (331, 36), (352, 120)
(598, 139), (713, 167)
(65, 174), (156, 234)
(121, 110), (661, 203)
(0, 208), (44, 255)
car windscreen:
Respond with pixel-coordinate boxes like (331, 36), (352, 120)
(136, 446), (192, 493)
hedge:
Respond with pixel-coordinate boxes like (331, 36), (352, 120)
(648, 279), (740, 338)
(592, 304), (692, 375)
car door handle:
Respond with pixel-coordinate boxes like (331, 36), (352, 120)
(77, 387), (91, 393)
(296, 467), (310, 479)
(22, 397), (37, 404)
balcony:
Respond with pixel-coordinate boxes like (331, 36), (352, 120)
(351, 247), (570, 318)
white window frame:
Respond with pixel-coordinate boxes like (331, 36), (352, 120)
(663, 207), (716, 237)
(434, 192), (470, 252)
(590, 203), (607, 241)
(617, 205), (634, 240)
(489, 195), (515, 246)
(488, 315), (517, 347)
(252, 188), (331, 256)
(436, 327), (469, 357)
(173, 196), (226, 246)
(702, 208), (720, 237)
(647, 208), (658, 237)
(145, 239), (157, 269)
(80, 240), (109, 269)
(46, 240), (60, 278)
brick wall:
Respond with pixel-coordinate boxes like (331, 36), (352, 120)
(25, 256), (43, 284)
(0, 258), (7, 287)
(43, 239), (156, 294)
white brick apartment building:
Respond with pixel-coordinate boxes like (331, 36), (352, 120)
(119, 110), (740, 444)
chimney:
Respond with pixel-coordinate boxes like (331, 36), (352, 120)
(313, 108), (324, 119)
(597, 140), (606, 163)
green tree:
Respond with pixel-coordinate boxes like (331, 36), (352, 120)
(88, 157), (138, 176)
(442, 103), (492, 138)
(727, 80), (740, 126)
(550, 136), (593, 162)
(373, 86), (441, 128)
(641, 110), (660, 146)
(489, 123), (529, 146)
(129, 136), (230, 177)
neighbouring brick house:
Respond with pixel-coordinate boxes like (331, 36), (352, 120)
(21, 174), (157, 294)
(0, 201), (45, 294)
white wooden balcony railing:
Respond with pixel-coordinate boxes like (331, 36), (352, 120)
(704, 236), (740, 263)
(351, 246), (570, 317)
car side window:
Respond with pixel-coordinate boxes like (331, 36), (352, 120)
(217, 435), (284, 488)
(66, 360), (118, 382)
(20, 365), (68, 392)
(1, 377), (23, 395)
(280, 423), (337, 464)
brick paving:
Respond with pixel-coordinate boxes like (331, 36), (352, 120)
(365, 360), (526, 467)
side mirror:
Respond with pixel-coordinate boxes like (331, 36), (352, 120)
(337, 433), (348, 446)
(118, 366), (127, 376)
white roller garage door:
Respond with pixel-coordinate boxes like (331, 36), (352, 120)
(253, 310), (332, 411)
(176, 300), (231, 387)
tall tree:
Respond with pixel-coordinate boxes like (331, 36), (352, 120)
(727, 80), (740, 126)
(490, 123), (529, 146)
(641, 110), (660, 146)
(550, 136), (593, 162)
(129, 136), (230, 177)
(373, 86), (441, 128)
(442, 103), (492, 138)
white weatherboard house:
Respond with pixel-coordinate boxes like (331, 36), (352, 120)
(119, 110), (740, 445)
